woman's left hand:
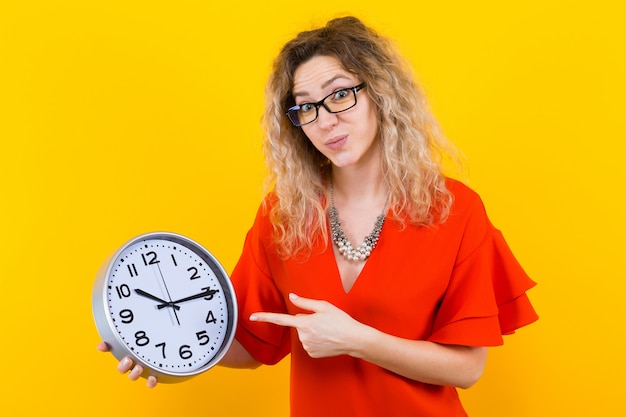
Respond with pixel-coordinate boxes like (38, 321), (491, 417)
(250, 293), (363, 358)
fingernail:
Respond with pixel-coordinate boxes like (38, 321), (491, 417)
(122, 357), (132, 368)
(249, 314), (258, 321)
(289, 293), (298, 300)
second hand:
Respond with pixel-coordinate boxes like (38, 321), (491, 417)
(156, 262), (180, 326)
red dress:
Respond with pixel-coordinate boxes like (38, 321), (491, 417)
(230, 179), (538, 417)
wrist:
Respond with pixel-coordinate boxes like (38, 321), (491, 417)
(346, 322), (380, 360)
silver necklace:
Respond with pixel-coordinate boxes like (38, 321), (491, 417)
(328, 179), (388, 262)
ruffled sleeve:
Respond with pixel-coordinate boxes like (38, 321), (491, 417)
(428, 182), (538, 346)
(487, 230), (539, 334)
(230, 201), (291, 364)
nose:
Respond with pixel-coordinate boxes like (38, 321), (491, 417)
(315, 105), (338, 129)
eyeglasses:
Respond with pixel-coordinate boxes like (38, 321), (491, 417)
(286, 83), (366, 127)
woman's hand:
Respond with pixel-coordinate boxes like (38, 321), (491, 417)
(250, 293), (365, 358)
(96, 342), (158, 388)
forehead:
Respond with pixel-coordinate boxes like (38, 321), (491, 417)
(292, 55), (357, 96)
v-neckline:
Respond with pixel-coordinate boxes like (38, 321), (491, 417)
(327, 225), (384, 294)
(332, 248), (368, 294)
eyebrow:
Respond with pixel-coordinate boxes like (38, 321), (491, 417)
(292, 75), (353, 98)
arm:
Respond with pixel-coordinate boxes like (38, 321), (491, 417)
(218, 338), (262, 369)
(350, 326), (487, 388)
(250, 293), (487, 389)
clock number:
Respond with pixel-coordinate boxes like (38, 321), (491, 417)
(127, 263), (138, 277)
(115, 284), (131, 299)
(205, 310), (217, 324)
(196, 331), (210, 346)
(155, 342), (166, 358)
(142, 251), (160, 266)
(171, 254), (178, 266)
(135, 331), (150, 346)
(202, 286), (218, 300)
(188, 266), (201, 280)
(119, 309), (134, 324)
(179, 345), (192, 360)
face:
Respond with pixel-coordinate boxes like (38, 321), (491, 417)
(292, 55), (380, 170)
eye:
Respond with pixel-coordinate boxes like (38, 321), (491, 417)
(330, 88), (350, 101)
(331, 89), (350, 101)
(299, 103), (316, 113)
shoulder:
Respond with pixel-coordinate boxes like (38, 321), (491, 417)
(445, 178), (486, 216)
(441, 178), (496, 250)
(249, 192), (276, 231)
(445, 177), (480, 201)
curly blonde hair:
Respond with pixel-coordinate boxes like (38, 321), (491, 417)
(262, 16), (462, 258)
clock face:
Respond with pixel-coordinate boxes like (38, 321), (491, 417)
(98, 233), (236, 378)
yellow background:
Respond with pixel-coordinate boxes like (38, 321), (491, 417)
(1, 1), (624, 415)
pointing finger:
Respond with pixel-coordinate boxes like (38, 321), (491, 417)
(250, 312), (300, 328)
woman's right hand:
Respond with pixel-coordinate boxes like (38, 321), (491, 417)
(97, 342), (158, 388)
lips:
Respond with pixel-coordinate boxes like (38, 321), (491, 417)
(325, 135), (347, 150)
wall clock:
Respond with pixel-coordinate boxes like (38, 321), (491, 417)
(92, 232), (237, 383)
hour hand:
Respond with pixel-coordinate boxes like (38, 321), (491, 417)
(134, 288), (181, 310)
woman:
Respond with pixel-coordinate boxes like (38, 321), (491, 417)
(101, 16), (538, 416)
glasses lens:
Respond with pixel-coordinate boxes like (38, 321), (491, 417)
(287, 105), (317, 127)
(324, 89), (356, 112)
(287, 109), (303, 126)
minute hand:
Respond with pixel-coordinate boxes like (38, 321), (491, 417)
(157, 288), (219, 309)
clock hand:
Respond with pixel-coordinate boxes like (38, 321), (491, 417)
(155, 262), (180, 325)
(157, 288), (220, 309)
(134, 288), (181, 310)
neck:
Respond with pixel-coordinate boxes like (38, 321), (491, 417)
(330, 166), (387, 204)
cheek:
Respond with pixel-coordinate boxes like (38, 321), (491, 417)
(300, 126), (321, 146)
(364, 102), (379, 130)
(298, 129), (328, 160)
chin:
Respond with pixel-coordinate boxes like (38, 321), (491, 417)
(326, 152), (357, 168)
(329, 158), (356, 169)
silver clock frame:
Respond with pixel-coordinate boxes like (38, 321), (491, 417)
(92, 231), (238, 383)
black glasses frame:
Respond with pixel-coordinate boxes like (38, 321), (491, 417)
(286, 83), (366, 127)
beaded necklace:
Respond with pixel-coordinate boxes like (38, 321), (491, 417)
(328, 179), (388, 262)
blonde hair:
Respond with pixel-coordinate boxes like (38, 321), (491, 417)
(262, 16), (462, 258)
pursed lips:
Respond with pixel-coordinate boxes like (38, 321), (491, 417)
(325, 135), (347, 150)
